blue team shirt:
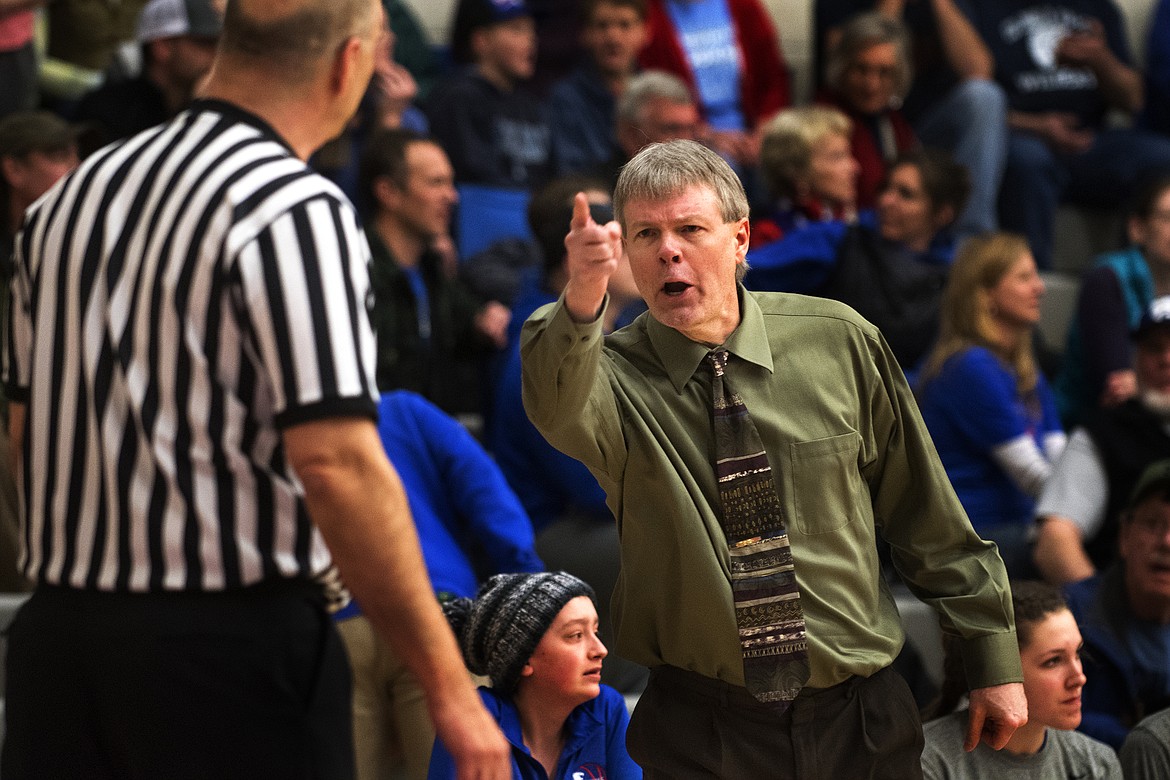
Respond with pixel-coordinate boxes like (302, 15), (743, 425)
(917, 347), (1062, 532)
(427, 685), (642, 780)
(377, 391), (542, 598)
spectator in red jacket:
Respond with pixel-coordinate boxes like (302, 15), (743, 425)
(638, 0), (788, 171)
(821, 11), (917, 209)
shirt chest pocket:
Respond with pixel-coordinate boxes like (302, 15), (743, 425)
(787, 432), (863, 536)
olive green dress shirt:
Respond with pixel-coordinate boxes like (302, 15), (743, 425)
(521, 286), (1023, 690)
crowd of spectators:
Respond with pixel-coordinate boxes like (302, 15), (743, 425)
(7, 0), (1170, 776)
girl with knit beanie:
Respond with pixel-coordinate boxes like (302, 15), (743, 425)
(427, 571), (642, 780)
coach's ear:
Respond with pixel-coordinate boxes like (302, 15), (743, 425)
(733, 216), (749, 264)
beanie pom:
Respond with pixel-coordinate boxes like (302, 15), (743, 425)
(441, 596), (475, 643)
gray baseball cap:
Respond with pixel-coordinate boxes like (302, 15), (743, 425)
(137, 0), (223, 43)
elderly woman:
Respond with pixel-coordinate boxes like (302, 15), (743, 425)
(746, 147), (968, 370)
(916, 233), (1065, 577)
(1057, 174), (1170, 426)
(821, 11), (916, 210)
(752, 105), (860, 247)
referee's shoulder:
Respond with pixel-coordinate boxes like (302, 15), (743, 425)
(226, 137), (351, 210)
(215, 130), (360, 239)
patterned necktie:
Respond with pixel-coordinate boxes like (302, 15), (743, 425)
(706, 348), (809, 711)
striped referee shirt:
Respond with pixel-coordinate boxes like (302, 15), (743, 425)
(3, 99), (379, 593)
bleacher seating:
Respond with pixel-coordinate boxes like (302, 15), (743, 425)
(455, 184), (534, 260)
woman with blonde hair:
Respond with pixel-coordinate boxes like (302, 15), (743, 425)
(752, 105), (859, 247)
(916, 233), (1065, 576)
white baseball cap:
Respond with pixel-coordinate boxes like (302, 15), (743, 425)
(137, 0), (222, 43)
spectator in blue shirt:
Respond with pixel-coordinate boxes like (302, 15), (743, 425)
(917, 233), (1065, 577)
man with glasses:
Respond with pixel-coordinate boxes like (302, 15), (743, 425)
(1066, 458), (1170, 750)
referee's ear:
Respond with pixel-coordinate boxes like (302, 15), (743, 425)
(330, 34), (365, 97)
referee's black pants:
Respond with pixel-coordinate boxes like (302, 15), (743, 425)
(627, 663), (925, 779)
(1, 580), (354, 779)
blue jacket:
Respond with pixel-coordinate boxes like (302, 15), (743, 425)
(428, 685), (642, 780)
(1066, 565), (1170, 749)
(489, 278), (610, 533)
(337, 391), (542, 621)
(745, 218), (851, 293)
(744, 212), (953, 294)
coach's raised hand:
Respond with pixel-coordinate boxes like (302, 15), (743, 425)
(563, 192), (624, 323)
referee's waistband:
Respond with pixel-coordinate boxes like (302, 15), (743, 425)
(32, 577), (324, 604)
(651, 664), (879, 710)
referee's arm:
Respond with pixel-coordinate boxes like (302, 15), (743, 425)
(285, 415), (510, 780)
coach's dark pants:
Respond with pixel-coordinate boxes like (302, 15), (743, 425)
(2, 581), (354, 779)
(627, 664), (924, 779)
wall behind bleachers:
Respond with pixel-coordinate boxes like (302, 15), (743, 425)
(1125, 0), (1159, 67)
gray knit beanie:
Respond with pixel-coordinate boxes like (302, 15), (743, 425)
(443, 572), (596, 693)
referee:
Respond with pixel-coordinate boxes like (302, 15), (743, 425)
(1, 1), (510, 778)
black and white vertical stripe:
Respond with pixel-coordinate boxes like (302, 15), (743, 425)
(3, 100), (379, 592)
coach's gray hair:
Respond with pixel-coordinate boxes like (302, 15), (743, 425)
(613, 140), (749, 228)
(615, 140), (751, 282)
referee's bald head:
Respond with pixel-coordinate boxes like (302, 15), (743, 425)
(218, 0), (382, 84)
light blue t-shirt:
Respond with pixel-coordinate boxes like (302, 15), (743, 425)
(666, 0), (745, 131)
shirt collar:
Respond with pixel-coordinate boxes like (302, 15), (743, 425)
(648, 285), (774, 393)
(188, 98), (296, 155)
